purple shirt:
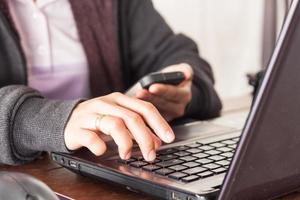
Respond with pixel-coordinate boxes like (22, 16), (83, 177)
(9, 0), (91, 100)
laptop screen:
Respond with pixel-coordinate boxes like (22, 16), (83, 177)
(219, 0), (300, 199)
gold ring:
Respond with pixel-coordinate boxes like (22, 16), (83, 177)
(95, 114), (106, 130)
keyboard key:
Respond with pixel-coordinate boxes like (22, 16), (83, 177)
(185, 143), (202, 148)
(168, 172), (188, 180)
(155, 168), (175, 176)
(232, 137), (240, 142)
(206, 150), (221, 156)
(175, 146), (190, 151)
(157, 159), (184, 168)
(196, 141), (206, 145)
(212, 167), (227, 174)
(118, 158), (136, 164)
(199, 145), (214, 151)
(186, 148), (203, 154)
(183, 167), (207, 175)
(174, 151), (191, 157)
(221, 140), (237, 145)
(169, 165), (188, 171)
(218, 147), (233, 153)
(221, 152), (234, 158)
(202, 163), (220, 170)
(196, 158), (213, 165)
(208, 155), (225, 161)
(180, 156), (197, 162)
(158, 148), (178, 155)
(129, 161), (148, 168)
(210, 143), (226, 148)
(142, 165), (161, 172)
(183, 162), (200, 168)
(228, 144), (237, 149)
(216, 160), (230, 166)
(182, 175), (199, 183)
(157, 154), (178, 161)
(193, 153), (209, 159)
(198, 171), (214, 178)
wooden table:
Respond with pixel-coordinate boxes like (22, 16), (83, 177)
(1, 95), (300, 200)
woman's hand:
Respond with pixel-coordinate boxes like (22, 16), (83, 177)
(64, 92), (174, 162)
(136, 63), (193, 121)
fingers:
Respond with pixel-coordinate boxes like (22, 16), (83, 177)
(69, 113), (102, 131)
(144, 125), (162, 150)
(64, 112), (106, 155)
(98, 115), (162, 159)
(78, 129), (107, 156)
(137, 90), (179, 113)
(151, 63), (192, 102)
(112, 93), (175, 143)
(97, 115), (133, 160)
(137, 91), (185, 120)
(148, 83), (191, 103)
(92, 99), (162, 161)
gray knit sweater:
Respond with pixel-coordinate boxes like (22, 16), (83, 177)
(0, 86), (80, 165)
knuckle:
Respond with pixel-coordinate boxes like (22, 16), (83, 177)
(143, 102), (157, 113)
(127, 113), (143, 124)
(111, 92), (122, 98)
(88, 99), (104, 110)
(109, 118), (124, 131)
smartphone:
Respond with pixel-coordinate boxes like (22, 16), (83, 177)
(140, 71), (185, 89)
(125, 71), (185, 96)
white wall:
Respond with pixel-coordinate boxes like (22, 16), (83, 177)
(152, 0), (264, 99)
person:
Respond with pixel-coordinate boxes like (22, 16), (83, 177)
(0, 0), (222, 165)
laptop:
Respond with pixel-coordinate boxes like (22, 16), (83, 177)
(52, 0), (300, 199)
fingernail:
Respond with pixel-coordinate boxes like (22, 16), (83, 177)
(166, 130), (175, 143)
(147, 150), (156, 161)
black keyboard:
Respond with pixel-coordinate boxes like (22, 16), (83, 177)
(118, 137), (239, 183)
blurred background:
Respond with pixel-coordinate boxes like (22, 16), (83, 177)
(152, 0), (290, 100)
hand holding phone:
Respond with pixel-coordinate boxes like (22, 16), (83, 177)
(126, 64), (193, 121)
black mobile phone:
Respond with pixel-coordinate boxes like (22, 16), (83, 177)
(139, 71), (185, 89)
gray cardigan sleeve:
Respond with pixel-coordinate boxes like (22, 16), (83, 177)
(0, 85), (81, 165)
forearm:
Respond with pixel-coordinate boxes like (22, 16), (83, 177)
(0, 85), (81, 165)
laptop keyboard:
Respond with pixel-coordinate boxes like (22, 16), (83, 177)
(118, 137), (239, 183)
